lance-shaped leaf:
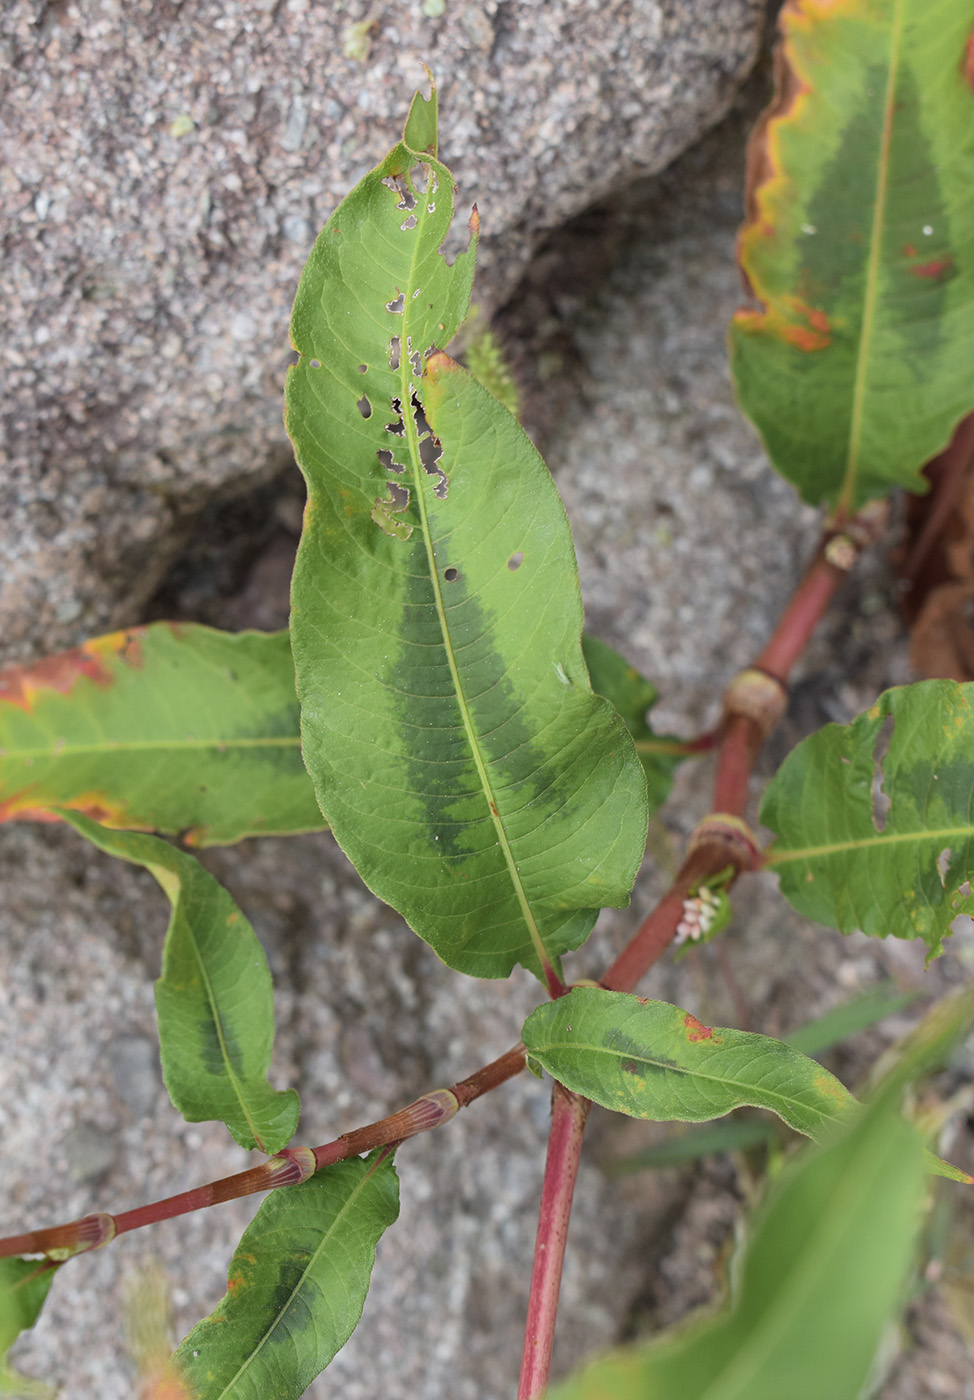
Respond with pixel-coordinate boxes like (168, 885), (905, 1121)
(285, 87), (648, 982)
(0, 1259), (59, 1398)
(548, 1088), (926, 1400)
(730, 0), (974, 513)
(163, 1152), (399, 1400)
(0, 625), (323, 846)
(62, 813), (299, 1154)
(762, 680), (974, 958)
(580, 634), (687, 816)
(523, 988), (857, 1140)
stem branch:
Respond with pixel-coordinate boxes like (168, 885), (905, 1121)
(518, 1084), (591, 1399)
(0, 1046), (527, 1261)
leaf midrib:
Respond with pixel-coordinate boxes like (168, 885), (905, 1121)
(151, 862), (263, 1147)
(210, 1162), (385, 1398)
(3, 736), (299, 760)
(537, 1037), (850, 1136)
(838, 0), (905, 515)
(766, 821), (974, 867)
(402, 163), (552, 979)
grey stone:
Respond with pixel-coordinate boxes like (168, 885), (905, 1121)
(60, 1118), (119, 1186)
(109, 1034), (161, 1119)
(0, 0), (764, 656)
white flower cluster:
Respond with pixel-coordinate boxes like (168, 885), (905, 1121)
(674, 886), (722, 945)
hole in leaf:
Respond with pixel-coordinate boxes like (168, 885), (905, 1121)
(508, 552), (524, 572)
(381, 174), (417, 211)
(444, 567), (459, 582)
(870, 712), (895, 833)
(309, 358), (321, 369)
(385, 397), (405, 437)
(437, 202), (477, 267)
(389, 337), (401, 371)
(356, 395), (372, 419)
(412, 393), (431, 436)
(377, 448), (406, 475)
(938, 848), (952, 888)
(411, 391), (448, 500)
(400, 214), (418, 231)
(358, 363), (368, 374)
(386, 292), (405, 314)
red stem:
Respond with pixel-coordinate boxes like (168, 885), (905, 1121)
(754, 545), (845, 681)
(711, 713), (763, 817)
(518, 1084), (591, 1399)
(599, 891), (688, 995)
(0, 1047), (528, 1260)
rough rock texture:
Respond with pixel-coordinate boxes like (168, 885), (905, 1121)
(1, 0), (763, 655)
(3, 67), (974, 1400)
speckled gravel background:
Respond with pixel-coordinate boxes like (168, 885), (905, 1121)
(3, 15), (973, 1400)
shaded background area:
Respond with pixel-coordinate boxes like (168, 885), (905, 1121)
(2, 15), (973, 1400)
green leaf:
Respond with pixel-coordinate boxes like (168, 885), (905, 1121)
(522, 987), (858, 1141)
(285, 89), (648, 981)
(0, 1259), (58, 1398)
(163, 1152), (399, 1400)
(580, 635), (686, 816)
(783, 981), (920, 1057)
(762, 680), (974, 957)
(605, 1117), (779, 1176)
(548, 1088), (926, 1400)
(61, 812), (299, 1154)
(729, 0), (974, 513)
(0, 625), (323, 846)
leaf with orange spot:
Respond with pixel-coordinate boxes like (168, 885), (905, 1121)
(161, 1152), (398, 1400)
(285, 83), (648, 984)
(523, 987), (859, 1141)
(0, 624), (325, 846)
(730, 0), (974, 512)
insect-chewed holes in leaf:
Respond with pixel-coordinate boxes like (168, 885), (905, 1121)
(377, 448), (406, 475)
(938, 848), (952, 887)
(389, 336), (401, 370)
(356, 395), (372, 419)
(444, 567), (459, 582)
(381, 172), (419, 211)
(437, 201), (477, 267)
(309, 358), (321, 369)
(401, 214), (418, 231)
(412, 393), (447, 500)
(508, 552), (524, 572)
(385, 398), (406, 437)
(358, 363), (368, 374)
(871, 712), (895, 833)
(386, 292), (405, 314)
(371, 478), (412, 540)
